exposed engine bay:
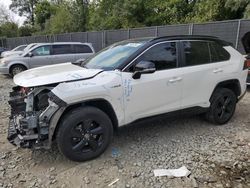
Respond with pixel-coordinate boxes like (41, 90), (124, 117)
(8, 85), (63, 149)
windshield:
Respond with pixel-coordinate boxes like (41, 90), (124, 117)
(12, 45), (27, 51)
(24, 43), (38, 52)
(21, 43), (40, 56)
(82, 40), (148, 70)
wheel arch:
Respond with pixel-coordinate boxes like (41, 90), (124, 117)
(9, 63), (28, 74)
(210, 79), (241, 101)
(52, 98), (119, 141)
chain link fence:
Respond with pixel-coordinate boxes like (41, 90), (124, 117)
(2, 19), (250, 54)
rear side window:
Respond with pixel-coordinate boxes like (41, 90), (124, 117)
(134, 42), (177, 71)
(52, 45), (72, 55)
(182, 41), (230, 67)
(74, 45), (93, 53)
(183, 41), (210, 66)
(209, 42), (230, 62)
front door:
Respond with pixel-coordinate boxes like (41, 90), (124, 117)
(28, 45), (52, 68)
(122, 41), (183, 124)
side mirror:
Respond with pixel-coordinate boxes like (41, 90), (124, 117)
(132, 61), (156, 79)
(27, 52), (33, 57)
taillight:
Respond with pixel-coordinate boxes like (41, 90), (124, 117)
(244, 59), (250, 70)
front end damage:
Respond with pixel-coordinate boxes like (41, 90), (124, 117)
(8, 86), (65, 149)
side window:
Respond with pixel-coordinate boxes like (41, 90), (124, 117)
(183, 41), (210, 66)
(209, 42), (230, 62)
(32, 46), (50, 56)
(133, 42), (177, 71)
(52, 45), (72, 55)
(74, 45), (93, 53)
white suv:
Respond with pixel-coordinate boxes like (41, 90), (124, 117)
(8, 35), (248, 162)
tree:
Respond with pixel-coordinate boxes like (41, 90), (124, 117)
(88, 0), (195, 30)
(244, 3), (250, 18)
(10, 0), (39, 25)
(2, 0), (250, 36)
(0, 22), (19, 37)
(18, 25), (34, 36)
(44, 4), (77, 34)
(225, 0), (250, 19)
(73, 0), (89, 31)
(35, 0), (56, 30)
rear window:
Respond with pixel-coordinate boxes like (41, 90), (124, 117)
(52, 45), (72, 55)
(73, 45), (93, 53)
(182, 40), (230, 67)
(209, 42), (230, 62)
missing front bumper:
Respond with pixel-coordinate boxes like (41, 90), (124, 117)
(7, 117), (38, 148)
(7, 86), (61, 149)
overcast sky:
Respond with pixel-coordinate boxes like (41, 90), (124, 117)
(1, 0), (26, 25)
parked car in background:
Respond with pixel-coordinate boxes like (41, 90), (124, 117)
(7, 35), (247, 162)
(11, 44), (28, 51)
(1, 43), (38, 58)
(1, 44), (27, 58)
(0, 42), (95, 76)
(0, 47), (8, 56)
(245, 54), (250, 85)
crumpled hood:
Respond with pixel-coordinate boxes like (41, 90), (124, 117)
(14, 63), (103, 87)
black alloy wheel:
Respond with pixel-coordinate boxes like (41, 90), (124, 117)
(57, 106), (113, 162)
(205, 88), (237, 125)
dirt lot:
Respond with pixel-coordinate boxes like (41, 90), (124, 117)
(0, 75), (249, 188)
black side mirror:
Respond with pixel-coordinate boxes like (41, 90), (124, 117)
(132, 61), (156, 79)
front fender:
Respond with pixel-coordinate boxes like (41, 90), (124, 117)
(7, 61), (29, 69)
(50, 71), (125, 125)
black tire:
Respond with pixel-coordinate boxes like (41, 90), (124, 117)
(57, 106), (113, 162)
(10, 65), (26, 77)
(205, 88), (237, 125)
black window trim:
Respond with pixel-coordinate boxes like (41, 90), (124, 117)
(179, 40), (231, 67)
(122, 40), (180, 72)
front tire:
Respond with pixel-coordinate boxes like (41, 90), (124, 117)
(205, 88), (237, 125)
(57, 106), (113, 162)
(10, 65), (26, 77)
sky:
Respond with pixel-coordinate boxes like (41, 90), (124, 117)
(1, 0), (26, 25)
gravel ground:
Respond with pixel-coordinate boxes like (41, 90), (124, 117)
(0, 74), (249, 188)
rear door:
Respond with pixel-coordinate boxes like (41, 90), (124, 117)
(51, 44), (74, 64)
(72, 44), (94, 62)
(180, 40), (231, 109)
(28, 45), (52, 68)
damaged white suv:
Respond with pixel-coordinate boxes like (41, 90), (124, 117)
(8, 36), (248, 162)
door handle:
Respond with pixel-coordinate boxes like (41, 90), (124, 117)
(213, 68), (223, 73)
(169, 77), (182, 83)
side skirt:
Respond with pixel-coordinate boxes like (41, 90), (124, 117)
(126, 106), (209, 126)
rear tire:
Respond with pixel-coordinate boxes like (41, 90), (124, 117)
(57, 106), (113, 162)
(205, 88), (237, 125)
(10, 65), (26, 77)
